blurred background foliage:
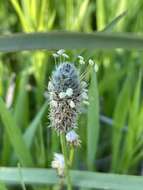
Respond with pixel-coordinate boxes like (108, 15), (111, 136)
(0, 0), (143, 189)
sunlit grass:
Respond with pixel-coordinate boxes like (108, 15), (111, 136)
(0, 0), (142, 189)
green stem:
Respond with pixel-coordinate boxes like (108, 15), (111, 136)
(69, 146), (74, 167)
(60, 134), (72, 190)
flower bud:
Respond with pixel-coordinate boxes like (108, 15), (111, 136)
(66, 130), (81, 147)
(51, 153), (65, 177)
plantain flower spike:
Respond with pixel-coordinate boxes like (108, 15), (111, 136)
(48, 60), (87, 134)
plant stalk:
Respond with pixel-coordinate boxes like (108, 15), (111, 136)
(69, 147), (74, 167)
(60, 133), (72, 190)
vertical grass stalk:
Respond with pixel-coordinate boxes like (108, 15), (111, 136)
(60, 133), (72, 190)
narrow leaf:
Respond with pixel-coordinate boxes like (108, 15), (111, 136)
(102, 11), (127, 32)
(0, 32), (143, 52)
(23, 101), (48, 148)
(0, 168), (142, 190)
(14, 74), (29, 128)
(87, 69), (100, 170)
(111, 77), (131, 172)
(0, 97), (33, 166)
(74, 0), (89, 30)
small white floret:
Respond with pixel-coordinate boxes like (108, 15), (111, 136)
(78, 55), (84, 60)
(79, 59), (85, 65)
(83, 88), (88, 92)
(82, 92), (88, 100)
(6, 81), (15, 108)
(88, 59), (94, 66)
(94, 63), (99, 72)
(51, 100), (58, 107)
(57, 49), (65, 55)
(51, 153), (65, 176)
(66, 88), (73, 97)
(83, 100), (89, 105)
(62, 53), (69, 59)
(59, 92), (66, 99)
(52, 53), (59, 58)
(69, 100), (75, 108)
(48, 81), (53, 91)
(81, 81), (87, 88)
(66, 130), (79, 142)
(66, 130), (81, 146)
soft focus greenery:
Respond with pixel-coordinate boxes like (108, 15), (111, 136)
(0, 0), (143, 189)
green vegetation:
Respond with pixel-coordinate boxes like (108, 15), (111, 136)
(0, 0), (143, 189)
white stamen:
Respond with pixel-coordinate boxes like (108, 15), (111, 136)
(82, 92), (88, 100)
(6, 81), (15, 108)
(79, 59), (85, 65)
(57, 49), (65, 55)
(48, 81), (53, 91)
(66, 88), (73, 97)
(83, 88), (88, 92)
(81, 81), (87, 88)
(83, 100), (89, 105)
(94, 63), (99, 72)
(78, 55), (84, 60)
(88, 59), (94, 66)
(52, 53), (59, 58)
(62, 53), (69, 59)
(51, 100), (58, 107)
(69, 100), (75, 108)
(59, 92), (66, 99)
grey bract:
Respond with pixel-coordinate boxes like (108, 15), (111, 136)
(48, 62), (84, 133)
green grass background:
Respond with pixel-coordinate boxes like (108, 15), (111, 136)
(0, 0), (143, 189)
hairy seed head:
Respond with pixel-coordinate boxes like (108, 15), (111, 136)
(48, 62), (84, 133)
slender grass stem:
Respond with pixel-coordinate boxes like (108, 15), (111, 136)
(69, 147), (74, 167)
(60, 133), (72, 190)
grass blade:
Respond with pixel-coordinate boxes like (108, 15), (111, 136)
(115, 0), (128, 30)
(1, 32), (143, 52)
(23, 101), (48, 148)
(38, 0), (47, 30)
(120, 72), (142, 172)
(0, 97), (33, 166)
(87, 69), (100, 170)
(111, 77), (131, 172)
(96, 0), (106, 30)
(14, 73), (29, 128)
(10, 0), (30, 31)
(66, 0), (74, 30)
(74, 0), (89, 30)
(102, 11), (127, 32)
(0, 168), (143, 190)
